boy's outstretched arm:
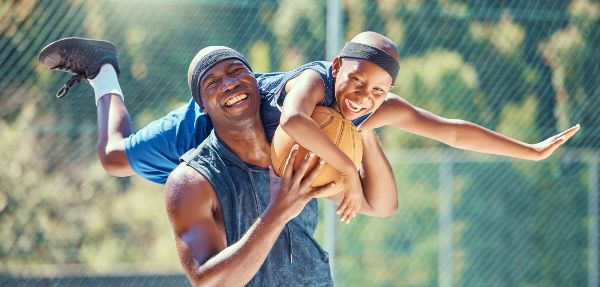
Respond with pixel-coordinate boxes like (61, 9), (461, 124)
(280, 70), (363, 223)
(360, 93), (580, 161)
(327, 129), (398, 217)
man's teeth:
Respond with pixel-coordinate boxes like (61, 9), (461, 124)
(346, 99), (364, 112)
(225, 94), (248, 107)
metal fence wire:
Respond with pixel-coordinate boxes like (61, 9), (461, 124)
(1, 0), (598, 286)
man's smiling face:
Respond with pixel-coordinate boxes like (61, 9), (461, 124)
(199, 59), (261, 128)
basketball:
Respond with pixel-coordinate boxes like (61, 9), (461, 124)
(271, 106), (363, 197)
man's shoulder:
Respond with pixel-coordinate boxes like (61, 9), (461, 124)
(168, 163), (208, 186)
(165, 164), (215, 209)
(165, 163), (221, 235)
(287, 68), (326, 95)
(296, 60), (332, 70)
(289, 61), (332, 79)
(255, 61), (332, 82)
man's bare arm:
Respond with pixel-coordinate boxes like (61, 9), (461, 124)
(165, 165), (287, 287)
(165, 148), (335, 287)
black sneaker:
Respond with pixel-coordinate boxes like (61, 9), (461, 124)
(38, 37), (121, 98)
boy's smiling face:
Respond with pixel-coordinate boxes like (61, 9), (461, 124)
(332, 57), (394, 121)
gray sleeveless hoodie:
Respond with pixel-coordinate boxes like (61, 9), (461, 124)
(180, 131), (333, 286)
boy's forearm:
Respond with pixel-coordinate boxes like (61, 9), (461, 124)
(280, 114), (357, 173)
(453, 120), (536, 160)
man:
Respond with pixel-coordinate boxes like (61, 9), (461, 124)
(165, 46), (336, 285)
(39, 40), (398, 286)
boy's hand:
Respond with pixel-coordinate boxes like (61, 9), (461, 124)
(337, 169), (362, 224)
(530, 124), (580, 160)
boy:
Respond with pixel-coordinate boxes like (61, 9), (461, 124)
(39, 32), (579, 223)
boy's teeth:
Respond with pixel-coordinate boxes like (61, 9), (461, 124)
(346, 99), (363, 112)
(225, 94), (248, 106)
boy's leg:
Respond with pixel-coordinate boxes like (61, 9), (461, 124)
(39, 38), (134, 176)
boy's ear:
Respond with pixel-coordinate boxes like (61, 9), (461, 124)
(331, 56), (342, 77)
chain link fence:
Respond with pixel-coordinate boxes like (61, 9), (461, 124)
(1, 0), (598, 286)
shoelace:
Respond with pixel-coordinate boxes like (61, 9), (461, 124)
(56, 74), (85, 98)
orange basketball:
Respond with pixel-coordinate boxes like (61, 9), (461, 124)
(270, 106), (363, 197)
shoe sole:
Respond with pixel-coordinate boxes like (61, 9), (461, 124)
(38, 37), (117, 68)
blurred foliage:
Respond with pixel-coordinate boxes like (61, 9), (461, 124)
(1, 0), (598, 286)
(0, 95), (178, 274)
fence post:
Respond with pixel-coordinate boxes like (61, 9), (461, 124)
(439, 158), (453, 287)
(325, 0), (342, 283)
(589, 154), (598, 287)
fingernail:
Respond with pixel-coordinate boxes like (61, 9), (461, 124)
(319, 159), (325, 165)
(336, 211), (340, 214)
(309, 153), (315, 158)
(331, 183), (336, 187)
(292, 145), (299, 150)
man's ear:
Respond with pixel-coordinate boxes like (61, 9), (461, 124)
(196, 96), (206, 112)
(331, 56), (342, 78)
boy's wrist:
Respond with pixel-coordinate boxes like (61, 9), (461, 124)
(525, 144), (542, 160)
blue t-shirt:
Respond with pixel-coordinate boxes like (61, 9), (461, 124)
(125, 61), (371, 184)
